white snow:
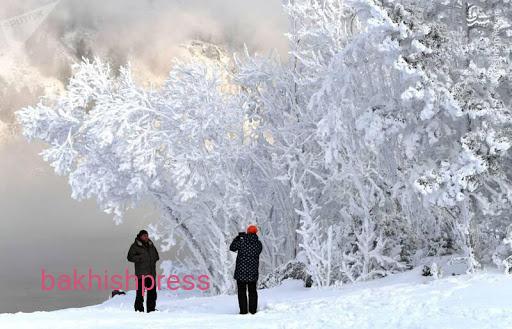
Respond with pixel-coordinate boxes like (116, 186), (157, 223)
(2, 267), (512, 329)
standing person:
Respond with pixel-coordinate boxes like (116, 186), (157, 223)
(127, 229), (160, 312)
(229, 224), (263, 314)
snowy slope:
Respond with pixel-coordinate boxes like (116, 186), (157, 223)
(1, 268), (512, 329)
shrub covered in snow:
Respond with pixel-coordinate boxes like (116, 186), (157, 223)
(259, 260), (313, 289)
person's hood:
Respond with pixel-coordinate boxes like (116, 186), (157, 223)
(135, 237), (154, 247)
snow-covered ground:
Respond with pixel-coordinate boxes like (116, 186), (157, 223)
(2, 267), (512, 329)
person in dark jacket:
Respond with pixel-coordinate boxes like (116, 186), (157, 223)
(229, 224), (262, 314)
(127, 230), (160, 312)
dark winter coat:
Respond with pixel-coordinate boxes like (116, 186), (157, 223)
(127, 237), (160, 277)
(229, 232), (263, 282)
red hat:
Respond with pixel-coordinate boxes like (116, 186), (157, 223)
(246, 225), (258, 234)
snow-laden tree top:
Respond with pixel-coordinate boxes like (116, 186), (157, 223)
(16, 0), (512, 293)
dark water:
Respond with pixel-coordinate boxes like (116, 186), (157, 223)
(0, 223), (175, 313)
(0, 209), (175, 313)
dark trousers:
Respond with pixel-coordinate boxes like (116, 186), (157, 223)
(237, 280), (258, 314)
(134, 275), (157, 312)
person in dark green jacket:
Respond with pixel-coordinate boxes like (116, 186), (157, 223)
(127, 230), (160, 312)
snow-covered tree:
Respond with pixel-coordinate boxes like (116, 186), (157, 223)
(17, 0), (512, 290)
(378, 0), (512, 270)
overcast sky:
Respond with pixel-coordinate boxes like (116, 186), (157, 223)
(0, 0), (287, 313)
